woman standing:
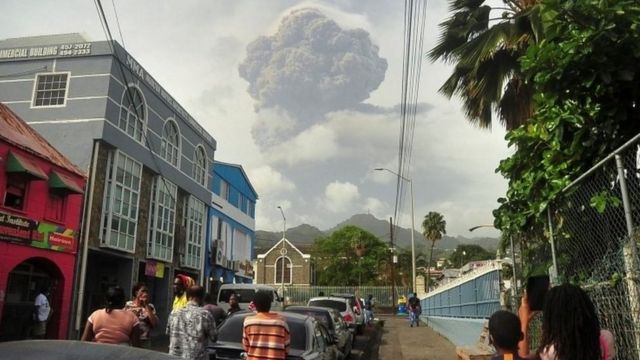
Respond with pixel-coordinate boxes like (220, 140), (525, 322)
(81, 286), (141, 347)
(124, 282), (158, 348)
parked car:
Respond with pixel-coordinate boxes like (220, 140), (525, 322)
(285, 305), (353, 359)
(307, 296), (360, 335)
(329, 293), (365, 334)
(209, 310), (337, 360)
(0, 340), (181, 360)
(216, 284), (282, 313)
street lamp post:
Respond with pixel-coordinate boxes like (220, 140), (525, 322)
(277, 206), (286, 305)
(469, 224), (517, 296)
(375, 168), (416, 293)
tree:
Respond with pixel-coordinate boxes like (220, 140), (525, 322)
(448, 244), (494, 268)
(428, 0), (540, 129)
(311, 225), (389, 286)
(493, 0), (640, 275)
(422, 212), (447, 292)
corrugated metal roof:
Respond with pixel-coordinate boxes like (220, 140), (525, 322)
(0, 102), (85, 177)
(0, 33), (89, 48)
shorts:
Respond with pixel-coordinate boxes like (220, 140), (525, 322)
(32, 321), (47, 336)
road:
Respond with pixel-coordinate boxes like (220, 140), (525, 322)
(377, 315), (458, 360)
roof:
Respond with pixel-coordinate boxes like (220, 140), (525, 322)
(213, 160), (258, 199)
(0, 103), (85, 177)
(257, 238), (310, 259)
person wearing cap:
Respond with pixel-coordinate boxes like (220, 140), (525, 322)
(172, 274), (195, 312)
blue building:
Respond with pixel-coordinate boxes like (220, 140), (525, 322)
(0, 34), (216, 337)
(207, 161), (257, 292)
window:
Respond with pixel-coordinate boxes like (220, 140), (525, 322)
(161, 119), (180, 166)
(275, 256), (292, 284)
(183, 196), (205, 269)
(101, 151), (142, 252)
(193, 146), (207, 186)
(147, 177), (177, 262)
(118, 86), (146, 142)
(46, 193), (65, 221)
(33, 73), (69, 107)
(248, 201), (255, 218)
(220, 179), (229, 200)
(3, 174), (27, 210)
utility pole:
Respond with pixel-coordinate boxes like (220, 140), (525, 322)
(390, 217), (396, 312)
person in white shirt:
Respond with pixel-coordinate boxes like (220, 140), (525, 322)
(33, 286), (51, 339)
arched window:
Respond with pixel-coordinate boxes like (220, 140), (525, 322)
(118, 86), (146, 142)
(193, 145), (207, 186)
(161, 119), (180, 166)
(275, 257), (292, 284)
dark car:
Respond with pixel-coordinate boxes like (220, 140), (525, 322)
(0, 340), (181, 360)
(285, 305), (353, 359)
(209, 311), (336, 360)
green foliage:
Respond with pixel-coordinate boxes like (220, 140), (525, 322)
(429, 0), (539, 129)
(448, 244), (494, 267)
(494, 0), (640, 239)
(422, 211), (447, 292)
(311, 225), (389, 286)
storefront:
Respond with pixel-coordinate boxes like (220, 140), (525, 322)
(0, 103), (85, 340)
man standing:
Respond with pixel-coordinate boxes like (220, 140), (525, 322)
(364, 294), (374, 326)
(172, 274), (195, 312)
(243, 290), (290, 360)
(168, 286), (217, 360)
(226, 294), (241, 317)
(33, 285), (51, 339)
(407, 292), (421, 327)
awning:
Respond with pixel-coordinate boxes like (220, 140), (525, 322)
(49, 170), (84, 194)
(6, 151), (48, 180)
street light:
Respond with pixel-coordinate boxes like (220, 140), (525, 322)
(468, 224), (517, 296)
(277, 206), (286, 305)
(374, 167), (417, 294)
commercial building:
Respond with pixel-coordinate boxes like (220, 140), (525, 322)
(0, 103), (86, 340)
(0, 34), (216, 337)
(208, 161), (257, 294)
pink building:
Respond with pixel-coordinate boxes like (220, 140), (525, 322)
(0, 103), (85, 340)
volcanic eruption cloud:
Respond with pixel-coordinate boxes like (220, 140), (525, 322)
(239, 8), (388, 149)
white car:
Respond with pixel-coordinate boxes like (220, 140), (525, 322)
(216, 284), (282, 312)
(308, 296), (362, 336)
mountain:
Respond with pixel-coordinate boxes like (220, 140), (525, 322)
(255, 213), (499, 254)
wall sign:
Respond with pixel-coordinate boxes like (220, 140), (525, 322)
(0, 210), (77, 253)
(0, 43), (92, 60)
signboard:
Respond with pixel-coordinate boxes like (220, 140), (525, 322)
(0, 43), (92, 60)
(145, 260), (166, 278)
(0, 210), (77, 253)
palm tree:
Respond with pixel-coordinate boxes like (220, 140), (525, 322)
(422, 212), (447, 293)
(428, 0), (540, 129)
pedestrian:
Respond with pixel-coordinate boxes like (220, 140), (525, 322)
(124, 282), (158, 348)
(167, 285), (217, 360)
(243, 290), (290, 360)
(172, 274), (195, 312)
(81, 286), (141, 347)
(407, 292), (421, 327)
(202, 293), (226, 326)
(32, 285), (52, 339)
(518, 284), (615, 360)
(227, 293), (241, 317)
(364, 294), (374, 326)
(488, 310), (524, 360)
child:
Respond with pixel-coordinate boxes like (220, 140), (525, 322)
(488, 310), (524, 360)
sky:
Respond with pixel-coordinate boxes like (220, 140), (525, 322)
(1, 0), (509, 238)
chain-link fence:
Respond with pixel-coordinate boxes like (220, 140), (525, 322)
(281, 285), (409, 307)
(544, 135), (640, 359)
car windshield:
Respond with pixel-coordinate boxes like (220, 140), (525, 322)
(308, 299), (347, 312)
(217, 315), (307, 351)
(219, 289), (257, 303)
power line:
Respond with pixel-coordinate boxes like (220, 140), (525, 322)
(111, 0), (126, 48)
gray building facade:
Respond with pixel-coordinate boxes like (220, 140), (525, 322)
(0, 34), (217, 337)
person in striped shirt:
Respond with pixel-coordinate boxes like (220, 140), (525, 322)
(242, 290), (290, 360)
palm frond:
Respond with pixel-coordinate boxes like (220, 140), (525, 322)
(499, 77), (534, 130)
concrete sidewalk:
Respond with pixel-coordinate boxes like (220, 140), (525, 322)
(378, 315), (457, 360)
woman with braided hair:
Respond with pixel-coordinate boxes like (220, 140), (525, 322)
(172, 274), (196, 312)
(518, 283), (615, 360)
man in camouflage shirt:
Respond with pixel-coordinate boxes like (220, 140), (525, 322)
(167, 285), (217, 360)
